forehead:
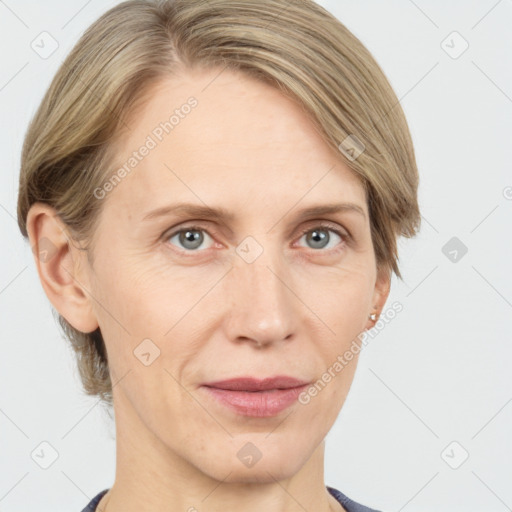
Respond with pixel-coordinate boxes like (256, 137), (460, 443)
(104, 67), (365, 216)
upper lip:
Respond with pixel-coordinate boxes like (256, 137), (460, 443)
(202, 376), (310, 391)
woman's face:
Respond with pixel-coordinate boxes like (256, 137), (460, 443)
(78, 67), (389, 482)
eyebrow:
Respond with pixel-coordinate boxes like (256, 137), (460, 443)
(142, 202), (366, 224)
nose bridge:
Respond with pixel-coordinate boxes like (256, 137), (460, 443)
(228, 239), (297, 344)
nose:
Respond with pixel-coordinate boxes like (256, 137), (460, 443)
(223, 245), (298, 349)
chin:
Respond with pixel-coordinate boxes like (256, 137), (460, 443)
(198, 443), (308, 484)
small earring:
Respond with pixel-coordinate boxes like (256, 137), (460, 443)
(369, 312), (377, 321)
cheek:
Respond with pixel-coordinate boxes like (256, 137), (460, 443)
(295, 271), (371, 417)
(298, 262), (375, 337)
(90, 255), (223, 369)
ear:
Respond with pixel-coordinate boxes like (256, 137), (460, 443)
(364, 265), (391, 331)
(26, 202), (99, 333)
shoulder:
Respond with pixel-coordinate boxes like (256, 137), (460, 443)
(80, 489), (109, 512)
(83, 486), (380, 512)
(327, 486), (384, 512)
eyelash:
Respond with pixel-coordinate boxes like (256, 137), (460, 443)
(162, 222), (350, 256)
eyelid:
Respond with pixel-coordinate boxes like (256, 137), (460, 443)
(297, 220), (350, 238)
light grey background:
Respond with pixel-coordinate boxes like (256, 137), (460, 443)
(1, 1), (511, 511)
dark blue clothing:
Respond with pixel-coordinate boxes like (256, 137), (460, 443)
(82, 486), (382, 511)
(327, 486), (382, 511)
(81, 489), (107, 512)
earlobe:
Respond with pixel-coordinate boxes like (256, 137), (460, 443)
(365, 266), (391, 331)
(26, 202), (99, 333)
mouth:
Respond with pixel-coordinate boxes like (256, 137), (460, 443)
(200, 376), (310, 417)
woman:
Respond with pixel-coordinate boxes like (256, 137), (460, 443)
(17, 0), (420, 510)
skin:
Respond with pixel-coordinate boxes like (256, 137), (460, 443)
(27, 67), (390, 512)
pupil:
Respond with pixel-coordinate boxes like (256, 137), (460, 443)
(181, 229), (202, 249)
(309, 229), (328, 248)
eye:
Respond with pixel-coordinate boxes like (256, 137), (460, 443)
(296, 224), (346, 251)
(163, 222), (348, 255)
(166, 226), (214, 252)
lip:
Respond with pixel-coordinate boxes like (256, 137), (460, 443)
(200, 376), (310, 417)
(202, 376), (310, 391)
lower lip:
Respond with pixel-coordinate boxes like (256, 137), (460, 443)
(201, 385), (309, 417)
